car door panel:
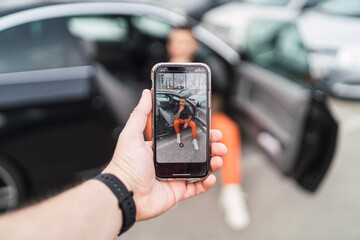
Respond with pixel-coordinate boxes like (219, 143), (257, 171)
(0, 66), (93, 109)
(234, 62), (312, 173)
(293, 99), (337, 191)
(233, 19), (338, 191)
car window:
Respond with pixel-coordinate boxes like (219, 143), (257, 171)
(131, 15), (172, 38)
(245, 19), (310, 85)
(157, 94), (170, 102)
(0, 18), (87, 74)
(316, 0), (360, 17)
(67, 14), (172, 88)
(68, 17), (129, 42)
(274, 25), (309, 80)
(304, 0), (325, 8)
(242, 0), (290, 6)
(197, 97), (207, 109)
(66, 15), (133, 71)
(172, 95), (180, 102)
(245, 20), (284, 67)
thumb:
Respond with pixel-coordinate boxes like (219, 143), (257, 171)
(121, 89), (152, 138)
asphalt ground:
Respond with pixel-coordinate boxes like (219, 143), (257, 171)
(121, 97), (360, 240)
(157, 127), (206, 163)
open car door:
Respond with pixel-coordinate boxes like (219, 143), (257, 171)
(232, 19), (338, 192)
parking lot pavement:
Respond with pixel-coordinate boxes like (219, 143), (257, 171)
(121, 99), (360, 240)
(157, 127), (206, 163)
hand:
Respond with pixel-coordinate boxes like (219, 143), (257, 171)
(103, 89), (226, 221)
(183, 123), (188, 129)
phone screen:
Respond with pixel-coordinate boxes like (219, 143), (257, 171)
(152, 63), (210, 179)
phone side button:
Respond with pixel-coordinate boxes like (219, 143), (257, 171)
(208, 91), (211, 106)
(209, 108), (211, 129)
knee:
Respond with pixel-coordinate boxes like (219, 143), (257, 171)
(212, 114), (240, 134)
(189, 121), (196, 128)
(174, 119), (179, 125)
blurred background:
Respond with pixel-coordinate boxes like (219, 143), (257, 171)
(0, 0), (360, 239)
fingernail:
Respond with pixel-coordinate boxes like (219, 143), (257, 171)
(142, 89), (149, 97)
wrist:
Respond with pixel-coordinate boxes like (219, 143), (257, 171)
(86, 179), (123, 232)
(87, 179), (122, 214)
(93, 174), (136, 234)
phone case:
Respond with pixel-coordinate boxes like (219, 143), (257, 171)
(151, 63), (211, 182)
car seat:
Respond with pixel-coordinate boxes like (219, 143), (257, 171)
(157, 103), (174, 126)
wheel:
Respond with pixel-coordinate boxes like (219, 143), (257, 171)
(0, 157), (26, 212)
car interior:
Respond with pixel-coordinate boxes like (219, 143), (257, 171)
(63, 14), (229, 125)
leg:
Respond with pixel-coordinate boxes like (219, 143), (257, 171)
(173, 119), (180, 134)
(145, 114), (152, 141)
(212, 113), (241, 185)
(188, 120), (197, 139)
(212, 112), (249, 231)
(174, 119), (185, 144)
(173, 119), (185, 134)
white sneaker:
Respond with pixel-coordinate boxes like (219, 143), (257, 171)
(176, 134), (181, 144)
(219, 184), (250, 231)
(192, 139), (199, 150)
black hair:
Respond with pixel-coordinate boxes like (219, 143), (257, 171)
(179, 97), (186, 100)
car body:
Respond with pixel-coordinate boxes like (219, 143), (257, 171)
(201, 0), (325, 50)
(297, 0), (360, 99)
(187, 90), (207, 104)
(0, 1), (337, 212)
(127, 0), (232, 21)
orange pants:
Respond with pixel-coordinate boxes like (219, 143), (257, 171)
(173, 119), (197, 139)
(145, 112), (241, 185)
(212, 113), (242, 185)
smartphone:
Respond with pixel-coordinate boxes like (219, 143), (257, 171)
(151, 63), (211, 181)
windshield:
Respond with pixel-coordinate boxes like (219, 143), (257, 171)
(316, 0), (360, 17)
(241, 0), (291, 6)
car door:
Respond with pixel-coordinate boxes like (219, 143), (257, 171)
(0, 15), (118, 201)
(0, 2), (192, 205)
(232, 19), (338, 191)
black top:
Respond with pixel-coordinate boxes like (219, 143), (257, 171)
(173, 104), (193, 120)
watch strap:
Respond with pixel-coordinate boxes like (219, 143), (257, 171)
(94, 174), (136, 235)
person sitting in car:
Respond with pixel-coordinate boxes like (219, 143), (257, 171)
(173, 97), (199, 150)
(146, 26), (250, 231)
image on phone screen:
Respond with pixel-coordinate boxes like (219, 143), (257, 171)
(154, 66), (208, 164)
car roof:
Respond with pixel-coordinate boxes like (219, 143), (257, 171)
(0, 1), (61, 17)
(0, 1), (240, 65)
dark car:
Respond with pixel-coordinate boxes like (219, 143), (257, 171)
(0, 1), (337, 212)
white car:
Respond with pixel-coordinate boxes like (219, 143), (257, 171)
(187, 90), (207, 105)
(201, 0), (324, 50)
(297, 0), (360, 98)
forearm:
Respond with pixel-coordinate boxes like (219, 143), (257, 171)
(0, 180), (122, 240)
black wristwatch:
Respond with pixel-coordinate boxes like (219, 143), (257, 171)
(94, 174), (136, 235)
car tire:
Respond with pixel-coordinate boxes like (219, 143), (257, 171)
(0, 156), (26, 212)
